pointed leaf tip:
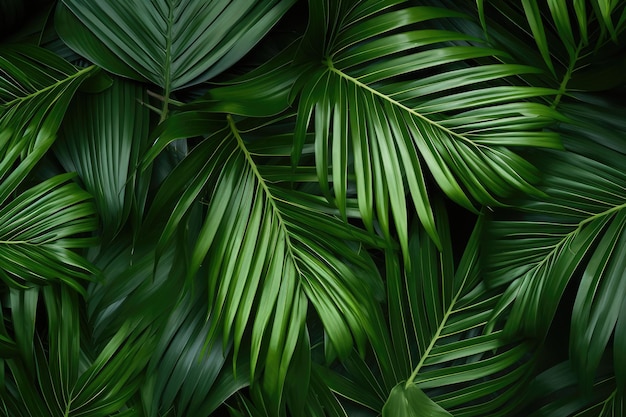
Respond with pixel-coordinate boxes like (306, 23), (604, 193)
(383, 383), (452, 417)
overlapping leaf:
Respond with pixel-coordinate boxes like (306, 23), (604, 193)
(55, 0), (297, 116)
(479, 0), (626, 92)
(0, 44), (97, 202)
(189, 40), (304, 118)
(56, 79), (151, 243)
(141, 292), (249, 417)
(1, 285), (154, 417)
(525, 360), (624, 417)
(231, 363), (351, 417)
(0, 174), (97, 292)
(142, 111), (386, 413)
(320, 207), (537, 417)
(84, 232), (247, 417)
(485, 97), (626, 388)
(291, 0), (562, 255)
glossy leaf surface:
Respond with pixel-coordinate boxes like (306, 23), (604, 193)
(56, 0), (297, 93)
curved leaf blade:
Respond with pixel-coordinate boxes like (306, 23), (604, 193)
(56, 0), (297, 94)
(56, 78), (151, 243)
(383, 383), (452, 417)
(293, 1), (561, 253)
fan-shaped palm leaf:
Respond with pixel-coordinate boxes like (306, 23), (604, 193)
(0, 44), (98, 201)
(319, 207), (537, 417)
(55, 0), (297, 118)
(485, 96), (626, 389)
(291, 0), (562, 257)
(142, 111), (386, 413)
(55, 79), (151, 243)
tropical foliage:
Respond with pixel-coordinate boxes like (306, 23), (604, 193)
(1, 0), (625, 416)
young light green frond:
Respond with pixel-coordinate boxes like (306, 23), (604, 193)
(383, 384), (452, 417)
(293, 0), (561, 255)
(143, 112), (385, 415)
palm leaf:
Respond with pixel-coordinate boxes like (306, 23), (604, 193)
(188, 40), (304, 118)
(83, 230), (247, 417)
(320, 206), (537, 417)
(291, 0), (562, 257)
(0, 44), (98, 202)
(1, 283), (155, 417)
(142, 111), (386, 413)
(485, 96), (626, 388)
(3, 3), (82, 63)
(525, 360), (624, 417)
(55, 0), (297, 118)
(232, 363), (351, 417)
(55, 78), (151, 243)
(0, 174), (98, 292)
(479, 0), (626, 93)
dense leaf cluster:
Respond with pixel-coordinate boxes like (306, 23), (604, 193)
(1, 1), (625, 416)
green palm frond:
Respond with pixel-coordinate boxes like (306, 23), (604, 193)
(232, 364), (351, 417)
(290, 0), (562, 257)
(0, 174), (98, 291)
(142, 111), (386, 413)
(55, 79), (151, 243)
(485, 96), (626, 388)
(319, 207), (537, 417)
(518, 0), (626, 60)
(189, 40), (303, 118)
(525, 360), (624, 417)
(84, 234), (246, 417)
(1, 285), (153, 417)
(478, 0), (626, 92)
(0, 44), (98, 201)
(55, 0), (297, 118)
(3, 1), (626, 415)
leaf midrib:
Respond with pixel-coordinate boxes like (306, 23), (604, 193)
(160, 0), (176, 121)
(1, 65), (94, 109)
(0, 240), (35, 245)
(524, 200), (626, 276)
(405, 255), (472, 387)
(227, 115), (305, 276)
(326, 60), (484, 150)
